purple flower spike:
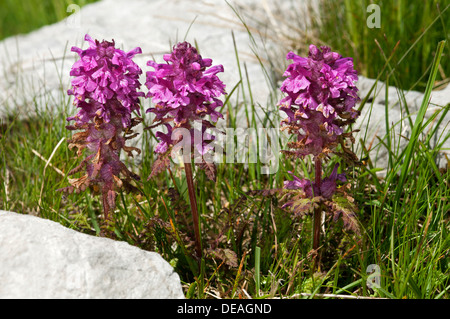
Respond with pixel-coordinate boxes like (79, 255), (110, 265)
(68, 34), (144, 128)
(280, 45), (361, 205)
(279, 45), (361, 238)
(279, 45), (360, 157)
(60, 34), (143, 219)
(284, 171), (317, 198)
(146, 42), (226, 127)
(145, 41), (226, 179)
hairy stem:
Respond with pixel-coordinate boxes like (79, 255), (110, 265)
(313, 156), (322, 270)
(184, 162), (203, 262)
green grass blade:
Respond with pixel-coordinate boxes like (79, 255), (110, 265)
(393, 40), (446, 205)
(255, 246), (261, 297)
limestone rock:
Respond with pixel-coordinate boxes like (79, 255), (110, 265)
(0, 211), (185, 299)
(354, 76), (450, 173)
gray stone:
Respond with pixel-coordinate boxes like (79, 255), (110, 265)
(353, 76), (450, 173)
(0, 211), (184, 299)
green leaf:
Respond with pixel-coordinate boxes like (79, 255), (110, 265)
(284, 194), (322, 217)
(328, 194), (360, 235)
(393, 40), (446, 206)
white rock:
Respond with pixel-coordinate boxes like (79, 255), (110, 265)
(0, 211), (184, 299)
(354, 76), (450, 172)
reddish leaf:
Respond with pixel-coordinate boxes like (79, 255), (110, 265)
(149, 154), (170, 180)
(326, 195), (360, 235)
(197, 160), (217, 182)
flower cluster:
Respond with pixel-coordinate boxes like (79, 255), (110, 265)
(284, 163), (347, 199)
(279, 44), (360, 158)
(145, 41), (226, 157)
(60, 34), (143, 218)
(279, 45), (361, 233)
(68, 34), (144, 128)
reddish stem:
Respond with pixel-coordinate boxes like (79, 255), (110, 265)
(184, 162), (203, 261)
(314, 157), (322, 191)
(313, 157), (322, 270)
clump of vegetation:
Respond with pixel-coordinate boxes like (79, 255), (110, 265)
(0, 1), (448, 300)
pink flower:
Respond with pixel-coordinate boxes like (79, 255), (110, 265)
(279, 45), (360, 157)
(68, 34), (144, 128)
(61, 34), (143, 218)
(279, 45), (359, 200)
(145, 41), (226, 155)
